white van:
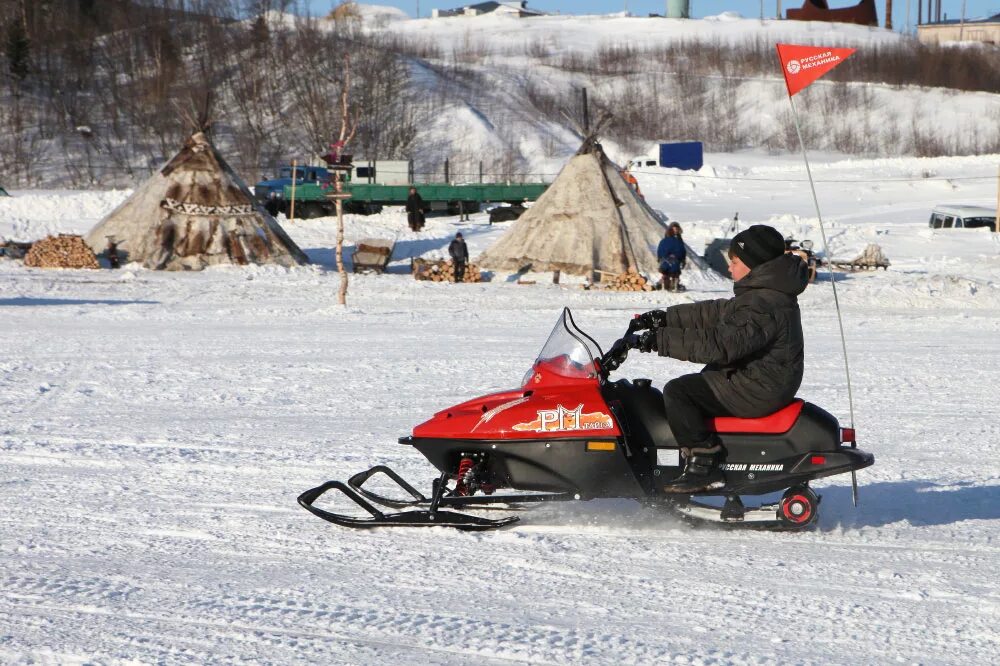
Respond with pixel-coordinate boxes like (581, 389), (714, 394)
(928, 205), (997, 231)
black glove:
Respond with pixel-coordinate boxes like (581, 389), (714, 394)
(602, 338), (630, 373)
(624, 331), (657, 353)
(630, 310), (667, 332)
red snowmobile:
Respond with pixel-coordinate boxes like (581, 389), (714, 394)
(299, 308), (874, 531)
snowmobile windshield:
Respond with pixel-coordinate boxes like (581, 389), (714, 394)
(524, 308), (602, 384)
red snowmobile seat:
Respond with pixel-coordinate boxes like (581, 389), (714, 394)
(708, 399), (804, 434)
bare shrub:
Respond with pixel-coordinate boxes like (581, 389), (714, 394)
(525, 36), (551, 59)
(911, 118), (950, 157)
(595, 43), (640, 75)
(451, 30), (489, 64)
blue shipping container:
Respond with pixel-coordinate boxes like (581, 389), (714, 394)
(658, 142), (703, 170)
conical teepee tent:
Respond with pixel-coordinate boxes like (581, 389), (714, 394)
(478, 135), (667, 277)
(86, 132), (308, 270)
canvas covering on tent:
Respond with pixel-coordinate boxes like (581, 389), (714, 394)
(85, 132), (308, 271)
(477, 138), (669, 277)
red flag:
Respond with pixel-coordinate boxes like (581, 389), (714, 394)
(776, 44), (856, 97)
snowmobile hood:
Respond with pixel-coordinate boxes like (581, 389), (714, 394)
(734, 253), (809, 297)
(412, 383), (620, 440)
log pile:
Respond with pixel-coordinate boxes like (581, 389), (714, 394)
(24, 235), (99, 269)
(603, 268), (654, 292)
(412, 258), (483, 283)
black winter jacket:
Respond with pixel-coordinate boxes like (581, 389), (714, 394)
(449, 239), (469, 262)
(654, 253), (809, 417)
(405, 192), (424, 213)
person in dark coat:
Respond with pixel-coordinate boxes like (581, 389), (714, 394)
(405, 187), (425, 231)
(448, 232), (469, 283)
(629, 224), (809, 493)
(656, 222), (687, 291)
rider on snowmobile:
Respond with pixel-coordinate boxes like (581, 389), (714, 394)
(629, 224), (810, 493)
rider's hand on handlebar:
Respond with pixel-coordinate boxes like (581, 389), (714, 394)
(625, 331), (658, 353)
(631, 310), (667, 332)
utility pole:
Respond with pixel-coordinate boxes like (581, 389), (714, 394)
(886, 0), (893, 30)
(959, 0), (967, 40)
(777, 0), (782, 19)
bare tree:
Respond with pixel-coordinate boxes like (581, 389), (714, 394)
(333, 54), (357, 306)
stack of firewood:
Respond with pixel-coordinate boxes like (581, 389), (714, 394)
(603, 268), (654, 292)
(24, 235), (99, 269)
(412, 258), (482, 283)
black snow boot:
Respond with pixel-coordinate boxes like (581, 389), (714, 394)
(662, 454), (725, 494)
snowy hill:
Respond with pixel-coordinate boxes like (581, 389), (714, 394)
(363, 12), (999, 178)
(1, 7), (997, 188)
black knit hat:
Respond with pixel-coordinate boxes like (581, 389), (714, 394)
(731, 225), (785, 268)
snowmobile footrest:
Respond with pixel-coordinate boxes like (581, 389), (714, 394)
(298, 480), (519, 531)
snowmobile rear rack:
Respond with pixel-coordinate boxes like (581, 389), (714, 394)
(297, 479), (520, 531)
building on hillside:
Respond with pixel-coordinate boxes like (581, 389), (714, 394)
(917, 14), (1000, 44)
(786, 0), (878, 26)
(432, 1), (544, 18)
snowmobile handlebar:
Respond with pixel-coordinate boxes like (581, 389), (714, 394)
(599, 337), (631, 376)
(599, 313), (664, 376)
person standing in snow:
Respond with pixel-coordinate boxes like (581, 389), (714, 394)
(628, 224), (809, 493)
(406, 187), (425, 232)
(449, 232), (469, 283)
(657, 222), (687, 291)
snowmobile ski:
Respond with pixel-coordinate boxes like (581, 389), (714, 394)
(345, 464), (577, 511)
(297, 479), (519, 531)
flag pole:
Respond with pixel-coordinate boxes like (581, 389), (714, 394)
(786, 94), (856, 432)
(787, 93), (859, 506)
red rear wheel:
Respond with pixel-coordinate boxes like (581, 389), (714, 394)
(778, 486), (819, 528)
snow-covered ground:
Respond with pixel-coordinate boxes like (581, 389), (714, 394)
(2, 150), (999, 663)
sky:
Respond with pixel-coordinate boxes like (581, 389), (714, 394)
(303, 0), (1000, 32)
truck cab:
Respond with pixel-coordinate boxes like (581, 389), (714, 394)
(254, 166), (332, 215)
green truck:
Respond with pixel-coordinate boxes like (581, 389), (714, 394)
(280, 181), (549, 219)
